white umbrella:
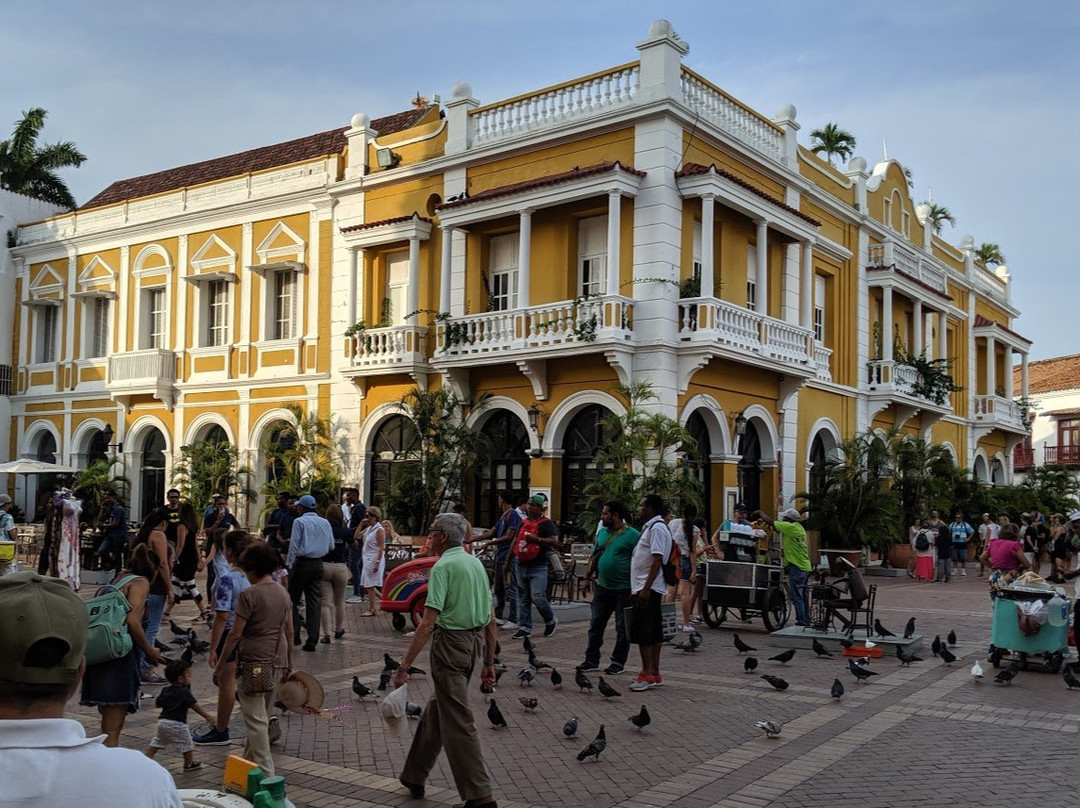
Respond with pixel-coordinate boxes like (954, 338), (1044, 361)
(0, 459), (79, 474)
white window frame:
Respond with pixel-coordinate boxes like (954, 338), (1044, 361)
(578, 216), (608, 298)
(88, 297), (110, 358)
(205, 280), (230, 348)
(813, 275), (826, 343)
(385, 252), (410, 326)
(37, 305), (58, 363)
(142, 287), (168, 350)
(488, 233), (519, 311)
(270, 269), (297, 341)
(746, 249), (757, 312)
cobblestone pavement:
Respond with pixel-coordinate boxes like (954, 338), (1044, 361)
(67, 569), (1080, 807)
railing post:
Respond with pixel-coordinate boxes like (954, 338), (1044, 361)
(445, 82), (479, 155)
(635, 20), (689, 103)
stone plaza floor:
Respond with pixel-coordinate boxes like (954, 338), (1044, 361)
(67, 569), (1080, 807)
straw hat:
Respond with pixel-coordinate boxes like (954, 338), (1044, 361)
(275, 670), (325, 715)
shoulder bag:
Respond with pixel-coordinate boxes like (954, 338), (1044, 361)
(84, 574), (140, 666)
(237, 601), (286, 695)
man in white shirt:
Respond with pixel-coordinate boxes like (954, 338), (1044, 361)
(977, 513), (999, 578)
(0, 571), (181, 807)
(629, 494), (673, 692)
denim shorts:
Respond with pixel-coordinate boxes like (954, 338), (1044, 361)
(679, 556), (692, 581)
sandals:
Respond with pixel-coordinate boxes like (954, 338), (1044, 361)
(183, 760), (202, 771)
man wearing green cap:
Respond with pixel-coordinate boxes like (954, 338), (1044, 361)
(0, 571), (182, 806)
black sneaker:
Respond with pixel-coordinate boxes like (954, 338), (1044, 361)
(543, 619), (558, 637)
(268, 716), (282, 745)
(575, 661), (600, 672)
(511, 629), (531, 640)
(604, 663), (625, 675)
(193, 727), (230, 746)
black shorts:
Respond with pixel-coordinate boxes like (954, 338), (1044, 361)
(627, 590), (664, 646)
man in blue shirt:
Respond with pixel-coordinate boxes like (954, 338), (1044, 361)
(949, 512), (974, 578)
(287, 495), (334, 652)
(476, 490), (522, 629)
(94, 490), (128, 572)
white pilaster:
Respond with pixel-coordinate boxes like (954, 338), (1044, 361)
(881, 286), (893, 362)
(176, 235), (189, 361)
(1021, 354), (1029, 399)
(755, 220), (768, 317)
(118, 246), (130, 352)
(800, 241), (813, 330)
(634, 20), (689, 104)
(938, 311), (948, 360)
(700, 194), (715, 299)
(444, 84), (479, 156)
(1004, 348), (1014, 397)
(347, 248), (359, 325)
(606, 192), (621, 297)
(406, 237), (420, 322)
(986, 335), (997, 396)
(782, 243), (799, 324)
(912, 299), (923, 356)
(855, 226), (871, 433)
(240, 222), (253, 347)
(518, 210), (533, 308)
(64, 254), (77, 362)
(439, 227), (453, 313)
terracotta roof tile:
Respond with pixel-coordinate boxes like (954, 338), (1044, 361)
(80, 107), (434, 210)
(340, 213), (432, 234)
(1012, 353), (1080, 395)
(973, 314), (1029, 343)
(436, 161), (645, 211)
(675, 163), (821, 227)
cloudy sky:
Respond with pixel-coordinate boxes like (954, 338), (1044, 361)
(4, 1), (1076, 359)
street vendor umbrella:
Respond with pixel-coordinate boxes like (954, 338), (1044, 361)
(0, 459), (79, 474)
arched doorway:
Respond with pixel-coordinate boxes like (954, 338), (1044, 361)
(808, 433), (828, 496)
(26, 431), (58, 519)
(990, 457), (1005, 487)
(472, 410), (530, 529)
(561, 404), (612, 533)
(262, 421), (296, 492)
(35, 431), (57, 464)
(369, 415), (419, 512)
(685, 411), (712, 528)
(972, 454), (989, 484)
(87, 429), (109, 466)
(140, 430), (167, 521)
(737, 424), (762, 511)
(203, 425), (229, 446)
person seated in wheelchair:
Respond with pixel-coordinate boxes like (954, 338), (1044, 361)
(821, 557), (868, 632)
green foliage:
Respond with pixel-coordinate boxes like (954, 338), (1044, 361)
(343, 321), (367, 338)
(809, 122), (857, 166)
(975, 242), (1005, 267)
(581, 382), (702, 529)
(171, 439), (255, 517)
(381, 388), (490, 535)
(0, 108), (86, 209)
(72, 458), (129, 527)
(897, 352), (962, 405)
(924, 202), (956, 234)
(260, 403), (343, 516)
(680, 269), (701, 299)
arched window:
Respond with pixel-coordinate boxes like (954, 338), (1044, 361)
(35, 432), (57, 464)
(685, 411), (712, 528)
(809, 433), (828, 496)
(87, 429), (109, 466)
(263, 422), (296, 489)
(140, 430), (167, 521)
(203, 425), (228, 445)
(561, 404), (612, 531)
(990, 457), (1005, 487)
(737, 423), (762, 512)
(471, 410), (530, 528)
(369, 415), (419, 509)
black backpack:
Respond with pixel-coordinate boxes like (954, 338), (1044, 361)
(915, 531), (930, 552)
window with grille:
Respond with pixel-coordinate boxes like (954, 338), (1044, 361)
(147, 288), (167, 349)
(38, 306), (57, 363)
(813, 275), (826, 343)
(89, 297), (110, 357)
(578, 216), (607, 297)
(272, 270), (296, 340)
(206, 280), (229, 347)
(488, 234), (519, 311)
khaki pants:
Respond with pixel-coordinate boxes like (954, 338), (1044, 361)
(320, 562), (349, 635)
(400, 627), (493, 802)
(236, 667), (283, 776)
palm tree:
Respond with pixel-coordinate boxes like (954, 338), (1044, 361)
(924, 202), (956, 234)
(809, 123), (857, 166)
(0, 108), (86, 209)
(975, 242), (1005, 266)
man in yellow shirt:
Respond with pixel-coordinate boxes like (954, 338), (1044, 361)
(754, 507), (811, 628)
(393, 512), (498, 808)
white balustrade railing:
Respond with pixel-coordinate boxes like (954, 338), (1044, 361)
(107, 349), (177, 385)
(348, 326), (427, 369)
(678, 298), (813, 367)
(973, 267), (1008, 302)
(472, 64), (640, 145)
(680, 69), (784, 162)
(974, 395), (1023, 427)
(813, 344), (833, 381)
(867, 240), (949, 295)
(866, 359), (920, 398)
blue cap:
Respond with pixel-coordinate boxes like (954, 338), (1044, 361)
(297, 494), (317, 509)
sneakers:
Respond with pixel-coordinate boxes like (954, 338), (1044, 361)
(193, 727), (230, 746)
(500, 622), (519, 631)
(603, 663), (625, 675)
(495, 618), (506, 626)
(302, 640), (318, 652)
(629, 678), (655, 692)
(140, 674), (167, 685)
(346, 596), (364, 604)
(183, 760), (202, 771)
(679, 624), (694, 633)
(268, 716), (282, 745)
(320, 635), (331, 644)
(961, 569), (967, 577)
(511, 629), (531, 640)
(575, 661), (600, 672)
(334, 629), (346, 639)
(543, 619), (558, 638)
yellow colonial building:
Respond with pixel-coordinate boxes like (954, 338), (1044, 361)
(7, 20), (1031, 529)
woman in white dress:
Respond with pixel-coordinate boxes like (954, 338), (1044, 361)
(358, 506), (386, 616)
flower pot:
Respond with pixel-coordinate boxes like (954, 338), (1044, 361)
(820, 548), (864, 577)
(887, 543), (913, 571)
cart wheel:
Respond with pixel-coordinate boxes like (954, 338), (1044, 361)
(391, 613), (406, 632)
(989, 646), (1004, 668)
(761, 586), (789, 633)
(702, 602), (726, 628)
(410, 595), (427, 628)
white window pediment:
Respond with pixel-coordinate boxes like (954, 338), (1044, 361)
(133, 244), (173, 280)
(25, 263), (64, 305)
(255, 221), (306, 265)
(76, 255), (116, 296)
(189, 234), (237, 278)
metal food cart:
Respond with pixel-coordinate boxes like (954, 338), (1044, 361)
(701, 559), (789, 632)
(987, 586), (1071, 673)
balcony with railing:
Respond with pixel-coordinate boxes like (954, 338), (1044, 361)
(1044, 445), (1080, 466)
(867, 241), (949, 296)
(343, 326), (429, 378)
(106, 349), (177, 408)
(866, 359), (919, 397)
(677, 298), (815, 373)
(1013, 444), (1035, 470)
(973, 395), (1026, 433)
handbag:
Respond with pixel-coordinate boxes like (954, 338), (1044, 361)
(237, 608), (285, 696)
(84, 575), (139, 666)
(547, 548), (567, 583)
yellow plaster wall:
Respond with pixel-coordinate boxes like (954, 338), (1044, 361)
(317, 219), (333, 373)
(681, 137), (785, 200)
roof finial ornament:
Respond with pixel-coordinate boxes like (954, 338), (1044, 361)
(412, 92), (427, 109)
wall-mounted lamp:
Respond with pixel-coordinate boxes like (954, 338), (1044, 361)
(527, 402), (543, 435)
(101, 424), (123, 454)
(375, 147), (401, 169)
(733, 410), (748, 438)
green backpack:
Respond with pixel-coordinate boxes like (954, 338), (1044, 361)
(85, 575), (139, 666)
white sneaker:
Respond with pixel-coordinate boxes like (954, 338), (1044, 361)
(679, 624), (694, 633)
(346, 596), (364, 604)
(961, 570), (967, 576)
(495, 618), (506, 626)
(500, 622), (519, 631)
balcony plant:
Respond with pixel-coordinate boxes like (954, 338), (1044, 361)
(434, 311), (474, 352)
(897, 351), (962, 405)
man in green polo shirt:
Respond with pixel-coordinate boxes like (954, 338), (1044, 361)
(575, 501), (639, 675)
(394, 512), (498, 808)
(754, 506), (811, 628)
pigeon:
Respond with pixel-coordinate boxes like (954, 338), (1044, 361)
(874, 619), (894, 637)
(671, 638), (695, 653)
(939, 647), (957, 665)
(688, 631), (703, 649)
(903, 617), (916, 639)
(575, 669), (593, 693)
(495, 666), (507, 685)
(971, 661), (984, 681)
(755, 719), (782, 738)
(383, 653), (400, 672)
(154, 639), (171, 653)
(812, 638), (832, 658)
(576, 725), (606, 762)
(864, 640), (876, 649)
(180, 646), (194, 665)
(849, 659), (878, 682)
(1063, 667), (1080, 690)
(169, 619), (188, 636)
(761, 674), (789, 691)
(563, 716), (579, 738)
(839, 638), (854, 649)
(744, 657), (759, 674)
(528, 651), (551, 671)
(734, 634), (756, 654)
(378, 671), (391, 691)
(519, 697), (538, 712)
(830, 678), (844, 699)
(184, 632), (209, 655)
(522, 635), (534, 653)
(994, 662), (1021, 685)
(352, 676), (375, 700)
(947, 630), (957, 646)
(931, 636), (942, 657)
(550, 669), (563, 689)
(897, 649), (922, 667)
(629, 705), (651, 732)
(854, 657), (870, 667)
(597, 677), (620, 699)
(518, 666), (535, 686)
(487, 699), (508, 728)
(769, 649), (796, 665)
(405, 702), (423, 719)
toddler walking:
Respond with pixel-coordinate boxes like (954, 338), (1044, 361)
(146, 658), (215, 771)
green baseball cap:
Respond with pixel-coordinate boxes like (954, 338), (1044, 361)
(0, 572), (88, 685)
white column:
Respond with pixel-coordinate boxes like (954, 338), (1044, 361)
(1021, 353), (1030, 399)
(799, 241), (813, 330)
(938, 312), (948, 360)
(518, 210), (532, 309)
(406, 237), (421, 323)
(439, 227), (453, 313)
(881, 286), (893, 362)
(65, 255), (77, 362)
(986, 335), (996, 396)
(240, 222), (253, 348)
(1004, 347), (1014, 398)
(606, 191), (621, 297)
(700, 194), (715, 299)
(347, 247), (359, 325)
(117, 246), (130, 352)
(755, 219), (768, 316)
(912, 299), (923, 356)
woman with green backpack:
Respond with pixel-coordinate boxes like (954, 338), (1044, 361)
(80, 543), (164, 746)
